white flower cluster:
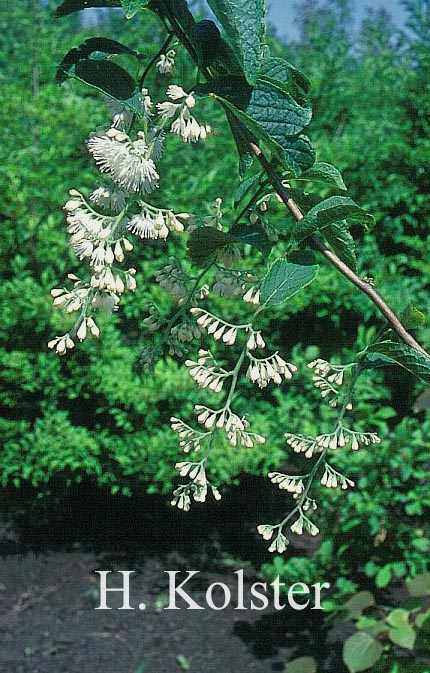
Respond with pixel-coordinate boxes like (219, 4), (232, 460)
(64, 190), (133, 268)
(157, 86), (211, 143)
(194, 405), (265, 448)
(156, 49), (176, 74)
(308, 358), (353, 408)
(242, 286), (261, 305)
(256, 525), (289, 553)
(48, 314), (101, 355)
(290, 512), (319, 537)
(268, 472), (304, 495)
(170, 417), (208, 453)
(171, 478), (222, 511)
(246, 353), (297, 388)
(50, 81), (205, 353)
(50, 277), (92, 314)
(185, 350), (229, 393)
(321, 463), (355, 490)
(285, 425), (381, 458)
(191, 308), (240, 345)
(49, 273), (117, 355)
(47, 333), (76, 356)
(87, 128), (160, 195)
(190, 308), (267, 351)
(302, 496), (318, 512)
(284, 433), (319, 458)
(49, 184), (139, 352)
(175, 459), (206, 483)
(127, 207), (185, 241)
(171, 458), (222, 510)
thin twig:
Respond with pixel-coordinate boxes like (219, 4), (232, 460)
(139, 33), (174, 90)
(249, 142), (429, 357)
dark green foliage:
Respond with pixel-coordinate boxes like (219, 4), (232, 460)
(187, 228), (238, 265)
(365, 341), (430, 386)
(187, 222), (270, 265)
(207, 0), (266, 84)
(56, 37), (138, 98)
(190, 19), (222, 66)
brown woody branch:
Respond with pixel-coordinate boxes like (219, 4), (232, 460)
(249, 142), (429, 357)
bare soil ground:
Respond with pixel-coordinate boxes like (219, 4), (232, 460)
(0, 481), (329, 673)
(0, 550), (326, 673)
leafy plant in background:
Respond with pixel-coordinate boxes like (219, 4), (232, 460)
(49, 0), (429, 558)
(284, 572), (430, 673)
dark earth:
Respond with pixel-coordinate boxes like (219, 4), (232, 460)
(0, 479), (427, 673)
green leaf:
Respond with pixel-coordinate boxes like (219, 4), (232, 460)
(210, 78), (310, 137)
(301, 162), (347, 190)
(260, 260), (318, 307)
(281, 135), (315, 174)
(415, 608), (430, 631)
(205, 77), (314, 173)
(284, 656), (317, 673)
(387, 609), (410, 628)
(225, 109), (254, 177)
(416, 609), (430, 628)
(344, 591), (376, 619)
(343, 632), (383, 673)
(259, 57), (311, 94)
(288, 250), (318, 266)
(292, 196), (373, 243)
(56, 0), (120, 17)
(311, 196), (371, 226)
(407, 572), (430, 597)
(77, 37), (136, 58)
(187, 228), (236, 266)
(400, 304), (426, 329)
(366, 341), (430, 386)
(233, 172), (264, 207)
(189, 20), (222, 67)
(120, 0), (150, 18)
(207, 0), (265, 85)
(405, 500), (423, 516)
(392, 562), (407, 577)
(176, 654), (190, 671)
(74, 59), (136, 100)
(245, 79), (312, 140)
(324, 222), (357, 271)
(230, 222), (271, 257)
(358, 621), (387, 638)
(56, 38), (137, 97)
(376, 565), (392, 588)
(187, 223), (269, 266)
(388, 625), (416, 650)
(411, 537), (430, 552)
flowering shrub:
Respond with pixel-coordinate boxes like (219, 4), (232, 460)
(50, 0), (429, 566)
